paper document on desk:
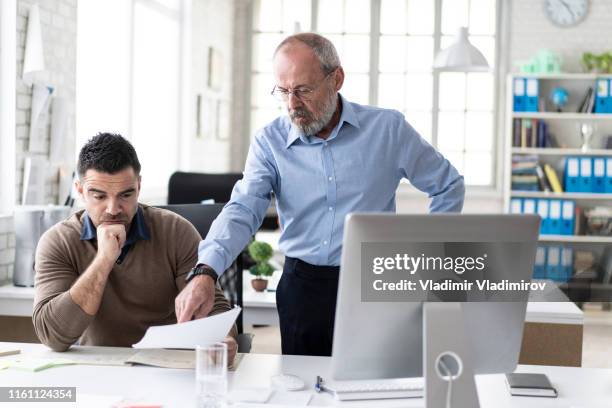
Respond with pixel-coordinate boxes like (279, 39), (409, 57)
(34, 346), (136, 366)
(127, 349), (244, 370)
(133, 306), (241, 349)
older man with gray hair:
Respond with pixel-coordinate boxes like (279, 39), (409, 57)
(176, 33), (465, 356)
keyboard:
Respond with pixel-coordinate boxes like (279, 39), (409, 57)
(326, 377), (424, 401)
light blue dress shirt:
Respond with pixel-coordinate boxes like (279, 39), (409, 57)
(198, 94), (465, 274)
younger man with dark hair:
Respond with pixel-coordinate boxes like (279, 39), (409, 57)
(33, 133), (237, 361)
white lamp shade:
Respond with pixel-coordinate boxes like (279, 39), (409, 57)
(433, 27), (489, 72)
(23, 4), (45, 85)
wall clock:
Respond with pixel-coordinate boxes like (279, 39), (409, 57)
(544, 0), (589, 27)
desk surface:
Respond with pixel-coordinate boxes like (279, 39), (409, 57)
(0, 281), (585, 326)
(0, 342), (610, 407)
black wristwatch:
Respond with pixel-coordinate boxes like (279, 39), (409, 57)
(185, 264), (219, 284)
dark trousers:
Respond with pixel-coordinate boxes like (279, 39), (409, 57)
(276, 257), (340, 356)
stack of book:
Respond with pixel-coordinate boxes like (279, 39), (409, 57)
(512, 155), (539, 191)
(511, 155), (564, 192)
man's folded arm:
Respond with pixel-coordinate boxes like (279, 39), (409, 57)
(33, 229), (94, 352)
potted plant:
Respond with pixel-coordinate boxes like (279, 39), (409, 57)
(247, 240), (274, 292)
(582, 52), (612, 74)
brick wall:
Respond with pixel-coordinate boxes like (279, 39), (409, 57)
(16, 0), (77, 206)
(1, 0), (76, 284)
(0, 216), (16, 283)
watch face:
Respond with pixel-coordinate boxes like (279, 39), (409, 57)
(544, 0), (589, 27)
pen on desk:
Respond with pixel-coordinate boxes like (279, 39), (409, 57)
(315, 375), (334, 396)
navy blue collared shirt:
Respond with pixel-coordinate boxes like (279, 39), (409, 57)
(80, 206), (151, 264)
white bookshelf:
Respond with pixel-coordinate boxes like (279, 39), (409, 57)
(512, 147), (612, 156)
(513, 112), (612, 120)
(510, 191), (612, 200)
(539, 235), (612, 244)
(516, 73), (612, 80)
(504, 73), (612, 250)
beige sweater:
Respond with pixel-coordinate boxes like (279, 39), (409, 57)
(33, 205), (235, 351)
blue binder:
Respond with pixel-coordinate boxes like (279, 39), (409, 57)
(593, 157), (606, 193)
(534, 246), (546, 279)
(565, 157), (580, 193)
(548, 200), (562, 235)
(510, 198), (522, 214)
(561, 200), (575, 235)
(536, 199), (550, 235)
(525, 78), (539, 112)
(513, 78), (526, 112)
(579, 157), (593, 193)
(607, 158), (612, 193)
(561, 247), (574, 282)
(608, 79), (612, 113)
(522, 199), (536, 215)
(546, 246), (561, 281)
(594, 78), (609, 114)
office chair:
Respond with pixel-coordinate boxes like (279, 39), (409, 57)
(167, 171), (279, 230)
(167, 172), (243, 205)
(156, 203), (253, 353)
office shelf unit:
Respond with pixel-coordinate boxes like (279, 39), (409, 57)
(504, 73), (612, 288)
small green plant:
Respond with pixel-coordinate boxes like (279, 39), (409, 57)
(248, 241), (274, 279)
(582, 52), (612, 74)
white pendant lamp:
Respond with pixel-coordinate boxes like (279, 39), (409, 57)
(433, 27), (489, 72)
(23, 4), (46, 85)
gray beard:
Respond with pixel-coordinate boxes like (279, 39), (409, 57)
(290, 92), (338, 137)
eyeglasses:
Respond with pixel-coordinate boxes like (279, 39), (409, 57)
(271, 68), (337, 102)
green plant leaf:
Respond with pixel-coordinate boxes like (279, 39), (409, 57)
(248, 241), (274, 263)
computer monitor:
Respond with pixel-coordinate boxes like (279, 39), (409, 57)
(331, 213), (541, 381)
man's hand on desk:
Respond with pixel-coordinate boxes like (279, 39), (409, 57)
(175, 274), (215, 323)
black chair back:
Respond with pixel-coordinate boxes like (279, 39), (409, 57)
(156, 203), (244, 334)
(167, 172), (243, 205)
(168, 171), (279, 231)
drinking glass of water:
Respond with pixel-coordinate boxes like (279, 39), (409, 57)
(196, 342), (228, 408)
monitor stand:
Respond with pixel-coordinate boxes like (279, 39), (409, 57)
(423, 302), (480, 408)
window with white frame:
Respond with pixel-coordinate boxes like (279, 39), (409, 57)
(77, 0), (181, 202)
(250, 0), (498, 187)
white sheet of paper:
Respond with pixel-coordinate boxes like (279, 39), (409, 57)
(33, 345), (136, 366)
(133, 306), (241, 349)
(228, 388), (273, 404)
(268, 391), (313, 406)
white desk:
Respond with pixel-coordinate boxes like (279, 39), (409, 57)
(0, 342), (610, 407)
(0, 284), (34, 317)
(243, 272), (280, 327)
(0, 282), (585, 366)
